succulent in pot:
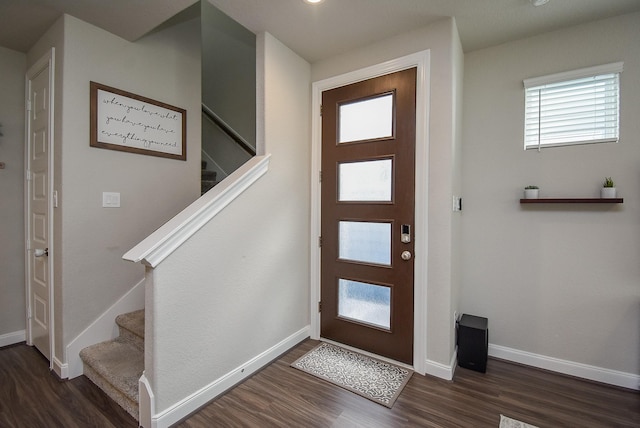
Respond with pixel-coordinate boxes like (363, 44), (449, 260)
(524, 185), (539, 199)
(601, 177), (616, 198)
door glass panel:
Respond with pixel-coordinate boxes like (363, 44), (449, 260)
(338, 279), (391, 330)
(339, 221), (391, 265)
(339, 159), (392, 202)
(339, 93), (393, 143)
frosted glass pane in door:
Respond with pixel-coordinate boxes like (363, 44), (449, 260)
(339, 159), (392, 202)
(339, 221), (391, 265)
(338, 279), (391, 330)
(339, 93), (393, 143)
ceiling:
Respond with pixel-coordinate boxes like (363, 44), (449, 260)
(2, 0), (640, 62)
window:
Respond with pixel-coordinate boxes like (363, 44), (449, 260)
(524, 62), (623, 150)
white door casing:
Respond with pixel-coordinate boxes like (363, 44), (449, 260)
(310, 50), (430, 375)
(25, 48), (55, 366)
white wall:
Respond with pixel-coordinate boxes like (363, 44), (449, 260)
(26, 14), (201, 363)
(148, 32), (311, 413)
(202, 0), (256, 147)
(450, 21), (464, 356)
(461, 12), (640, 377)
(0, 47), (26, 342)
(312, 18), (461, 367)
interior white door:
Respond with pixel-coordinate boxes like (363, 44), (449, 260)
(26, 54), (53, 361)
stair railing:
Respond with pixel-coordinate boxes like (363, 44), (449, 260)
(201, 103), (256, 156)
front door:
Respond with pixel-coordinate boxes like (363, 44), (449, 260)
(320, 68), (416, 364)
(26, 52), (53, 361)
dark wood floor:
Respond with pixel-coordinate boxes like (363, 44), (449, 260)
(0, 342), (137, 427)
(2, 340), (638, 427)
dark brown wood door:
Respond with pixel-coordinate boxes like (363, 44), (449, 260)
(320, 68), (416, 364)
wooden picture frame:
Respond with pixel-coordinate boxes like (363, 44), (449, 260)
(90, 81), (186, 161)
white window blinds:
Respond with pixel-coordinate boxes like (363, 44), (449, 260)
(524, 62), (623, 149)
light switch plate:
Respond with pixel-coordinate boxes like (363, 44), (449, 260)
(452, 196), (462, 212)
(102, 192), (120, 208)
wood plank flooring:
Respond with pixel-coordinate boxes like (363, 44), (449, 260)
(2, 339), (638, 427)
(0, 342), (137, 428)
(177, 339), (640, 427)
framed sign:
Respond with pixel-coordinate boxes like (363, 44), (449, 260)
(90, 81), (186, 160)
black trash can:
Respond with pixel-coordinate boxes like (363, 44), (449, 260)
(457, 314), (488, 373)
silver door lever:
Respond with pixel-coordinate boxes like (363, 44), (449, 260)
(34, 248), (48, 257)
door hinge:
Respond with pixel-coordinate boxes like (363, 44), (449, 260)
(26, 100), (32, 112)
(318, 301), (322, 312)
(26, 169), (32, 181)
(320, 104), (323, 116)
(318, 236), (323, 247)
(319, 170), (322, 183)
(27, 306), (32, 319)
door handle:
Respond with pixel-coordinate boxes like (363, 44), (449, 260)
(401, 250), (412, 261)
(34, 248), (48, 257)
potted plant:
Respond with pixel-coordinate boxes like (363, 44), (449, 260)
(524, 185), (539, 199)
(601, 177), (616, 198)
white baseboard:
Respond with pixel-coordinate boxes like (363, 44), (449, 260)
(424, 348), (457, 381)
(139, 373), (155, 428)
(489, 343), (639, 391)
(53, 356), (68, 379)
(66, 278), (146, 379)
(147, 326), (310, 428)
(0, 330), (26, 348)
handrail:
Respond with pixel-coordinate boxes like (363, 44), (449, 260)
(202, 104), (256, 156)
(123, 154), (270, 268)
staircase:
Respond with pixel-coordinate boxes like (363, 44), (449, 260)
(201, 161), (219, 194)
(79, 309), (144, 421)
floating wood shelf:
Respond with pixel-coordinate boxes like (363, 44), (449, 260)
(520, 198), (623, 204)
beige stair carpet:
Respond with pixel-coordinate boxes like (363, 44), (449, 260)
(79, 309), (144, 420)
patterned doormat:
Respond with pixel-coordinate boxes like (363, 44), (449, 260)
(291, 342), (412, 408)
(499, 415), (539, 428)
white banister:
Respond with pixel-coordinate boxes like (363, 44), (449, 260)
(123, 154), (271, 268)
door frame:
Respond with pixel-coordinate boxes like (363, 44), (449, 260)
(310, 50), (430, 375)
(24, 48), (56, 371)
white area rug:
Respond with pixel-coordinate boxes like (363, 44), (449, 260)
(500, 414), (539, 428)
(291, 342), (412, 408)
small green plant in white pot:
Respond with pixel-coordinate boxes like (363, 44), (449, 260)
(601, 177), (616, 198)
(524, 185), (539, 199)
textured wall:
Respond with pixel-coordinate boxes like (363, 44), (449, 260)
(0, 47), (26, 339)
(461, 12), (640, 375)
(150, 32), (311, 413)
(202, 0), (256, 148)
(26, 14), (201, 363)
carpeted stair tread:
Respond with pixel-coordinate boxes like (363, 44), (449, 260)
(201, 169), (219, 194)
(201, 170), (217, 180)
(80, 309), (145, 420)
(116, 309), (144, 340)
(80, 339), (143, 402)
(201, 181), (219, 195)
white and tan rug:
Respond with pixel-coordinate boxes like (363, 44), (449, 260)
(291, 342), (412, 408)
(500, 414), (539, 428)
